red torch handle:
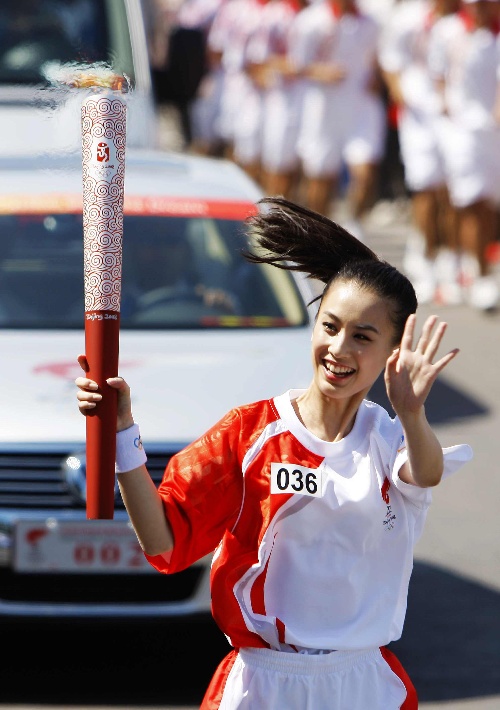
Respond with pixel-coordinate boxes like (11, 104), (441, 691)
(85, 312), (120, 519)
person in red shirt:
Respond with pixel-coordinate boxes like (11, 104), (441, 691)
(76, 198), (472, 709)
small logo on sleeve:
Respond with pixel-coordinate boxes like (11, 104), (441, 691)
(381, 476), (396, 531)
(270, 463), (324, 498)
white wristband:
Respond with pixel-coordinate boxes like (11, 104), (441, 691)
(115, 423), (147, 474)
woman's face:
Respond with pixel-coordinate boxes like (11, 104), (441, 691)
(311, 279), (398, 401)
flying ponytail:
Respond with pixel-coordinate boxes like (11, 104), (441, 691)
(243, 197), (380, 284)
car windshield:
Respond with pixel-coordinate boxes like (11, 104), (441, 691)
(0, 213), (309, 329)
(0, 1), (122, 85)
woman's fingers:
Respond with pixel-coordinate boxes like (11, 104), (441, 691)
(76, 383), (102, 412)
(385, 347), (400, 372)
(77, 354), (89, 372)
(106, 376), (128, 390)
(432, 348), (460, 375)
(425, 320), (448, 362)
(402, 315), (452, 364)
(75, 375), (98, 389)
(414, 314), (438, 353)
(75, 376), (99, 412)
(76, 356), (97, 401)
(75, 354), (132, 427)
(400, 313), (416, 352)
(76, 390), (102, 409)
(417, 317), (452, 368)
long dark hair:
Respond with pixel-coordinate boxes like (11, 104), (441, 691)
(244, 198), (417, 342)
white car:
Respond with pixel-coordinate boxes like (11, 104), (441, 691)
(0, 0), (159, 154)
(0, 149), (317, 618)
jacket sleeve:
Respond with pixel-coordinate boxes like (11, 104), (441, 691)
(391, 418), (473, 507)
(145, 407), (245, 573)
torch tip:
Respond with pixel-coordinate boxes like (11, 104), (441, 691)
(43, 62), (130, 93)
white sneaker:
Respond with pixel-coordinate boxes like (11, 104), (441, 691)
(435, 248), (460, 284)
(411, 257), (437, 304)
(368, 199), (403, 228)
(435, 281), (464, 306)
(468, 276), (499, 311)
(414, 276), (437, 304)
(434, 248), (463, 305)
(459, 253), (480, 289)
(402, 232), (426, 280)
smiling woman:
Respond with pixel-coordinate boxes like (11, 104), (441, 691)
(75, 196), (472, 710)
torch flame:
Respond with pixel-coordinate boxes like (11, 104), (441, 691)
(42, 61), (129, 93)
(68, 72), (126, 92)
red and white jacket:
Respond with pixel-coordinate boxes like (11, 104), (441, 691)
(146, 390), (472, 651)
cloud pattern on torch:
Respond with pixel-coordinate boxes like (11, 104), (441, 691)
(81, 93), (126, 313)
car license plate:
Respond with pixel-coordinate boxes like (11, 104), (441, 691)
(14, 519), (155, 573)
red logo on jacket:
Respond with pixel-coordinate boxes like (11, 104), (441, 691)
(381, 476), (391, 504)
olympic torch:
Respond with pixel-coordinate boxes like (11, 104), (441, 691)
(80, 75), (127, 519)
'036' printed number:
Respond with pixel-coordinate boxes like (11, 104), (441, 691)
(270, 463), (323, 498)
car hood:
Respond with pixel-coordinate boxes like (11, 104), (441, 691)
(1, 328), (312, 447)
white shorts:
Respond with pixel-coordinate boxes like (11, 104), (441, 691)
(440, 118), (500, 208)
(232, 85), (264, 166)
(218, 72), (251, 143)
(398, 108), (446, 192)
(201, 646), (418, 709)
(260, 81), (305, 173)
(298, 87), (386, 177)
(343, 93), (387, 167)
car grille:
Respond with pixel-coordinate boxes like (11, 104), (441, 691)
(0, 449), (210, 612)
(0, 451), (170, 509)
(0, 566), (205, 605)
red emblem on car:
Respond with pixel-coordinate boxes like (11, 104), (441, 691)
(26, 528), (48, 546)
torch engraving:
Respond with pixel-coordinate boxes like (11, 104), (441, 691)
(82, 93), (126, 316)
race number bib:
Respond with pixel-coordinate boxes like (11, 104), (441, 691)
(270, 463), (324, 498)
